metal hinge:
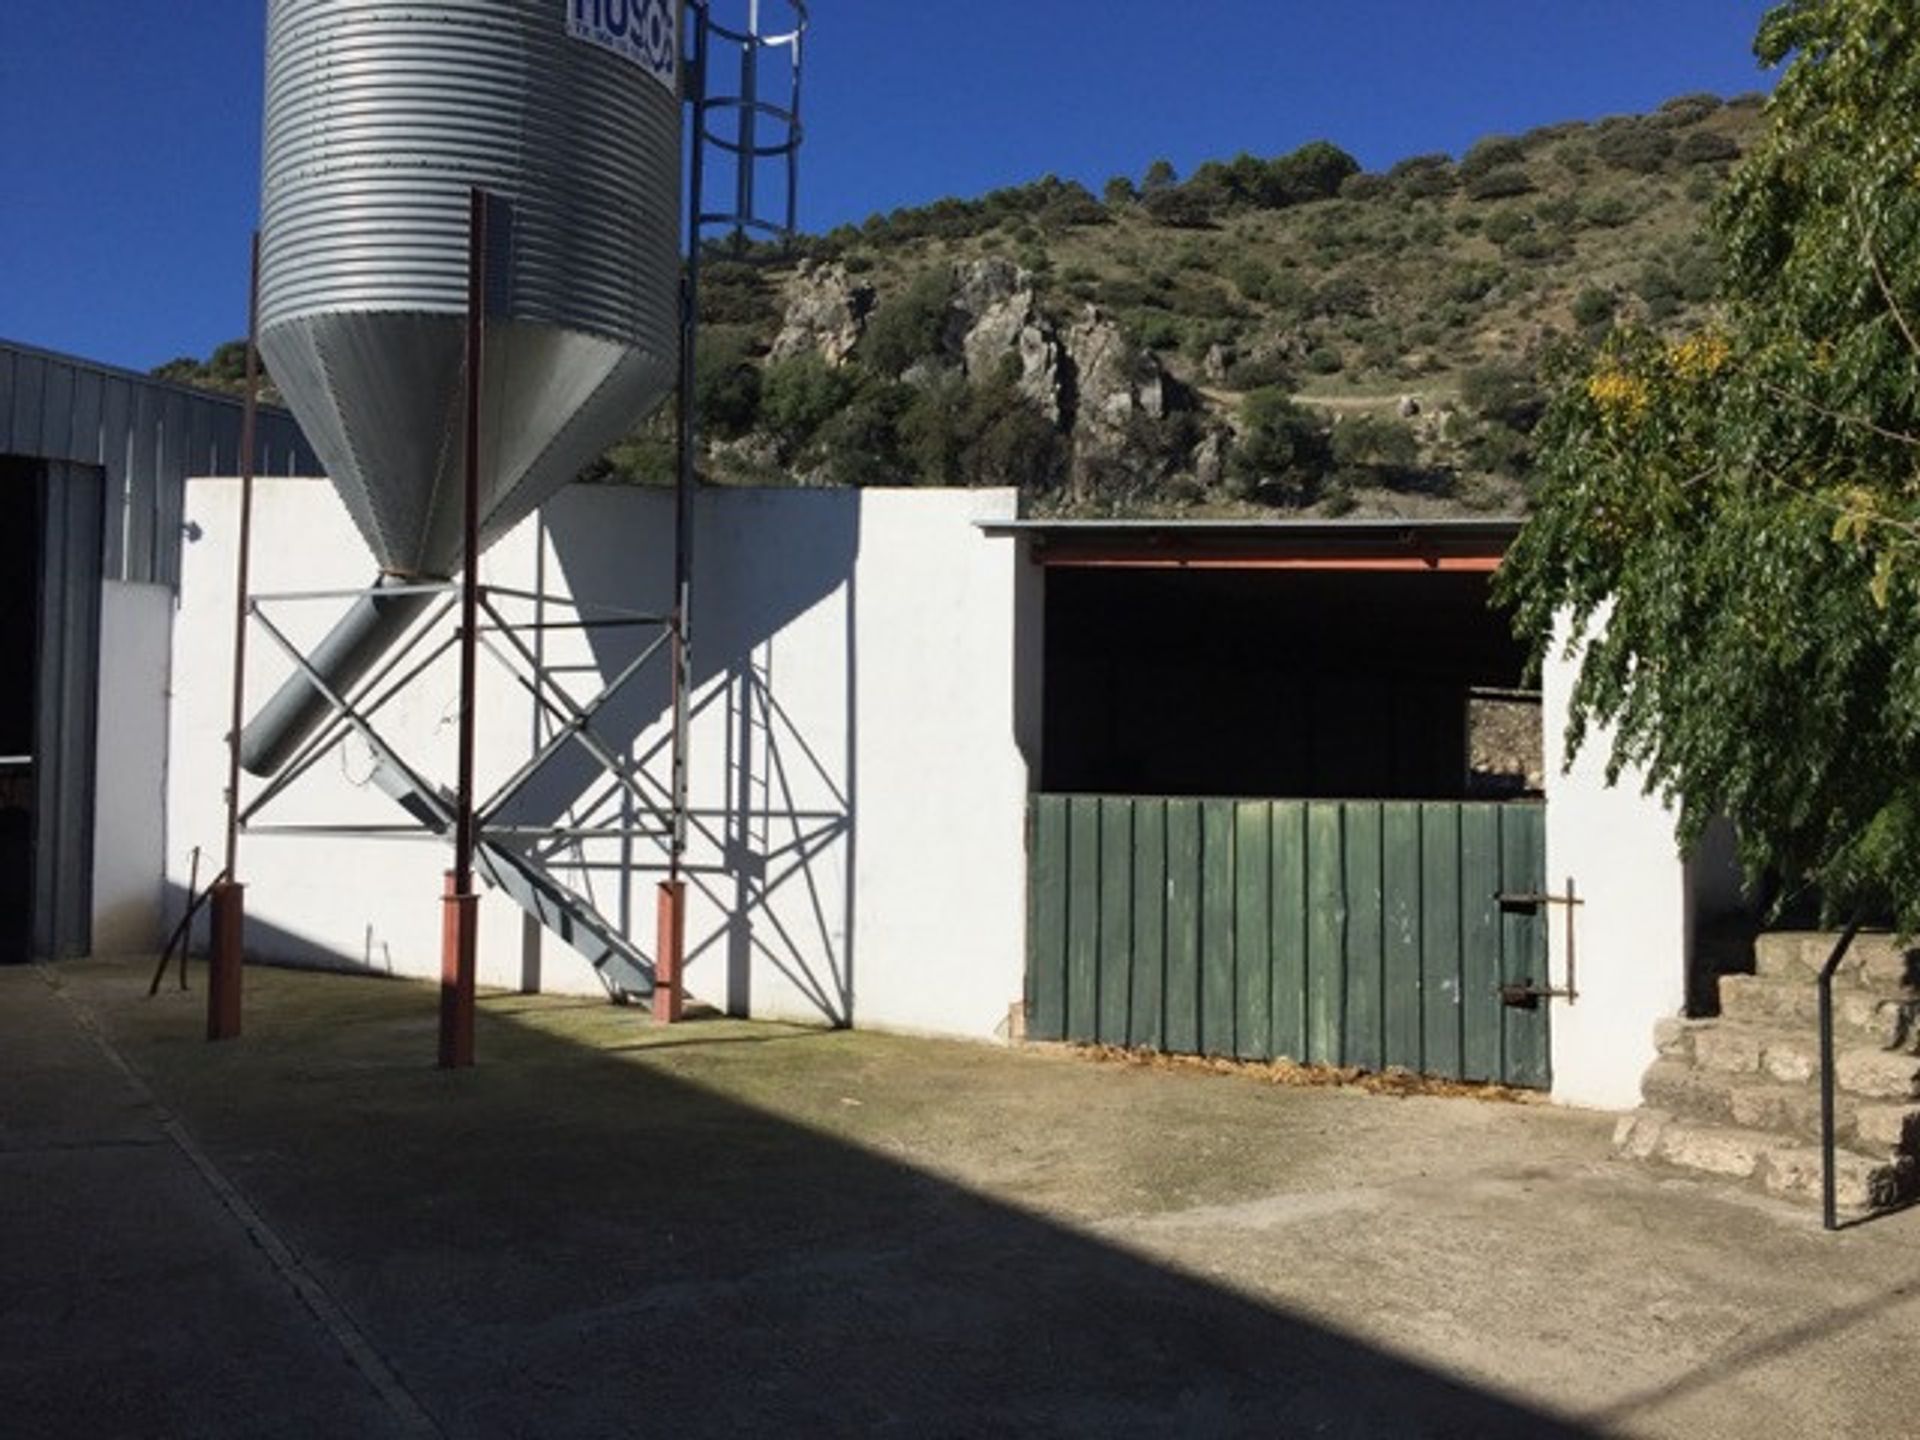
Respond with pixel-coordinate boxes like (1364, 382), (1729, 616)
(1495, 876), (1583, 1008)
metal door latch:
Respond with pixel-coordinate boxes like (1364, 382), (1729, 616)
(1495, 877), (1583, 1007)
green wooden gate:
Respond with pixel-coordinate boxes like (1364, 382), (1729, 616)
(1026, 796), (1550, 1088)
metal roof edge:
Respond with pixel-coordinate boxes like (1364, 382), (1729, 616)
(975, 516), (1526, 537)
(0, 336), (304, 424)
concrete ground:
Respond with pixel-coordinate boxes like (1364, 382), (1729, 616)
(5, 960), (1918, 1439)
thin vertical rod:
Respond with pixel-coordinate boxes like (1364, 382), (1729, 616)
(440, 188), (487, 1070)
(784, 15), (804, 237)
(455, 188), (487, 899)
(223, 232), (263, 883)
(670, 14), (708, 885)
(1818, 921), (1861, 1231)
(733, 0), (759, 246)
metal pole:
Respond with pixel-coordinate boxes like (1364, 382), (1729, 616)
(656, 7), (708, 1024)
(672, 13), (707, 883)
(784, 6), (805, 239)
(1818, 921), (1861, 1231)
(440, 187), (487, 1069)
(226, 233), (262, 885)
(734, 0), (759, 248)
(456, 189), (486, 900)
(208, 232), (263, 1042)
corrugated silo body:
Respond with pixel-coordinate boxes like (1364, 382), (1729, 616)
(259, 0), (683, 579)
(243, 0), (683, 775)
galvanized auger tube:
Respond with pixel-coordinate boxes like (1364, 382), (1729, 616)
(240, 0), (685, 778)
(237, 579), (438, 777)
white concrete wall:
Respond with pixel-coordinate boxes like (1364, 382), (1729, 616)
(169, 480), (1033, 1042)
(847, 495), (1033, 1039)
(1541, 623), (1690, 1110)
(91, 582), (173, 955)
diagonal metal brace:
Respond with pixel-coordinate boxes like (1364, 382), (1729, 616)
(242, 606), (450, 833)
(472, 593), (674, 833)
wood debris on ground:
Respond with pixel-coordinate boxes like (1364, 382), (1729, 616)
(1063, 1043), (1540, 1105)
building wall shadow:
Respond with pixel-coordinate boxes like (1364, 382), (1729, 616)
(503, 487), (861, 1026)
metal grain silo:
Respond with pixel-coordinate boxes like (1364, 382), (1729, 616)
(241, 0), (684, 775)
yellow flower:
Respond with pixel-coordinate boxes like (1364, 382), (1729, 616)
(1668, 333), (1730, 382)
(1587, 367), (1652, 421)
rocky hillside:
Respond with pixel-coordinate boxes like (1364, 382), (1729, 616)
(161, 91), (1763, 518)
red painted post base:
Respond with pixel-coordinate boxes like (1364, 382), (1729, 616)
(207, 880), (245, 1041)
(439, 871), (478, 1069)
(654, 880), (686, 1024)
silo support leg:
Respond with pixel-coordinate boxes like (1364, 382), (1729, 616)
(654, 881), (686, 1025)
(206, 881), (245, 1041)
(439, 872), (478, 1069)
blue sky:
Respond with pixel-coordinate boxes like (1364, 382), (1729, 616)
(0, 1), (1777, 373)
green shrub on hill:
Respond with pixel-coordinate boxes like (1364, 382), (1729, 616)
(1229, 388), (1333, 502)
(760, 353), (859, 457)
(897, 374), (1062, 490)
(1596, 121), (1676, 173)
(861, 269), (955, 376)
(1677, 130), (1741, 164)
(1459, 136), (1526, 180)
(694, 326), (764, 439)
(1466, 166), (1535, 201)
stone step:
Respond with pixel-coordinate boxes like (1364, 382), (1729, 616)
(1754, 931), (1919, 990)
(1639, 1059), (1920, 1153)
(1616, 1107), (1775, 1176)
(1664, 1021), (1920, 1099)
(1837, 1048), (1920, 1101)
(1642, 1059), (1837, 1143)
(1857, 1103), (1920, 1151)
(1761, 1145), (1916, 1211)
(1653, 1016), (1713, 1060)
(1717, 972), (1919, 1052)
(1614, 1108), (1916, 1213)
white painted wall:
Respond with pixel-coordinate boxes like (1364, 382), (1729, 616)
(847, 495), (1033, 1039)
(168, 480), (1033, 1042)
(1541, 621), (1690, 1110)
(91, 582), (173, 955)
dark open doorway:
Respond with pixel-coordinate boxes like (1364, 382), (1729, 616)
(1, 456), (103, 964)
(1, 458), (42, 963)
(1041, 566), (1534, 801)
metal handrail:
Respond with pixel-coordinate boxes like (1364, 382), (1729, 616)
(1817, 921), (1862, 1231)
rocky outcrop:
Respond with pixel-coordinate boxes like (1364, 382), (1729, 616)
(951, 256), (1025, 330)
(1192, 428), (1228, 491)
(1061, 306), (1170, 491)
(768, 258), (1188, 494)
(769, 260), (873, 366)
(1065, 307), (1166, 430)
(948, 258), (1063, 421)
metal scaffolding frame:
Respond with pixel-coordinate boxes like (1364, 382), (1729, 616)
(216, 0), (809, 1062)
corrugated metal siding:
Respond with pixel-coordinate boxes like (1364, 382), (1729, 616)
(260, 0), (682, 343)
(1027, 794), (1551, 1089)
(0, 340), (319, 588)
(31, 462), (103, 959)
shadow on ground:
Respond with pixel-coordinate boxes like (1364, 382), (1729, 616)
(38, 957), (1606, 1440)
